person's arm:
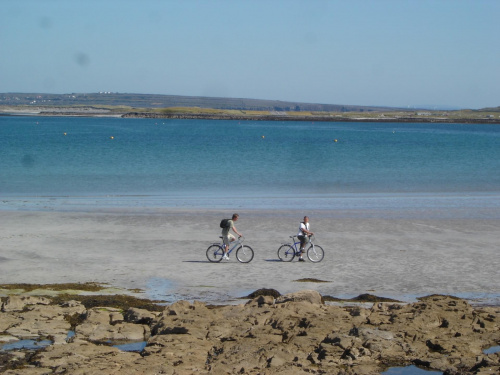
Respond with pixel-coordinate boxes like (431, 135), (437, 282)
(232, 226), (242, 237)
(301, 225), (314, 236)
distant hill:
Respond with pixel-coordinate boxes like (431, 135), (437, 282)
(479, 106), (500, 112)
(0, 92), (400, 113)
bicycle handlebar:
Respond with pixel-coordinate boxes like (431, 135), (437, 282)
(288, 234), (315, 242)
(219, 235), (245, 241)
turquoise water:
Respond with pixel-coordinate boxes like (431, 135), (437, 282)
(0, 338), (53, 351)
(1, 116), (499, 215)
(382, 365), (442, 375)
(484, 345), (500, 354)
(113, 341), (147, 352)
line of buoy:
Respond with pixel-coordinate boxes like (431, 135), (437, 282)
(63, 132), (118, 140)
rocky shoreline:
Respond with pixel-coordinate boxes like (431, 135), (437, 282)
(1, 108), (499, 124)
(1, 290), (498, 374)
(122, 112), (500, 124)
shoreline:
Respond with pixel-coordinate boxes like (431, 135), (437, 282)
(0, 207), (498, 307)
(1, 192), (499, 221)
(1, 109), (500, 124)
(122, 111), (500, 124)
(0, 282), (497, 309)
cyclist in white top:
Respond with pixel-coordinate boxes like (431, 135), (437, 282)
(297, 216), (314, 262)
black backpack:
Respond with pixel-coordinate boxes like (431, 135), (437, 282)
(220, 219), (230, 228)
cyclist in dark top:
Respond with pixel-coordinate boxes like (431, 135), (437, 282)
(222, 213), (243, 260)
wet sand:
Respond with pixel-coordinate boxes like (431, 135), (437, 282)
(0, 209), (499, 305)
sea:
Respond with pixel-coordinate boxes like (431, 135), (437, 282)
(1, 116), (499, 218)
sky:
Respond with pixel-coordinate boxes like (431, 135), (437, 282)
(1, 0), (499, 109)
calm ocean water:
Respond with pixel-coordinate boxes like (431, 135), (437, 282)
(1, 116), (499, 217)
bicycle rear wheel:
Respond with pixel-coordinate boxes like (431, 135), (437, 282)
(236, 245), (254, 263)
(206, 244), (224, 262)
(307, 244), (324, 262)
(277, 244), (295, 262)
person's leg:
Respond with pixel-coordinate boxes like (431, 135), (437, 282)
(227, 237), (234, 254)
(223, 234), (235, 259)
(298, 236), (305, 260)
(223, 236), (230, 255)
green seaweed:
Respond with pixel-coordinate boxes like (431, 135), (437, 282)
(242, 288), (281, 299)
(0, 282), (106, 293)
(323, 293), (402, 303)
(51, 294), (164, 312)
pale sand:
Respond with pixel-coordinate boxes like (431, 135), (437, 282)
(0, 209), (499, 304)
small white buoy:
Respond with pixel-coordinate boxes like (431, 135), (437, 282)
(110, 136), (114, 139)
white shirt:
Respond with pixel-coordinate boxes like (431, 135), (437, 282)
(297, 222), (310, 236)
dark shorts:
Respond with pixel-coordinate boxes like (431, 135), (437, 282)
(298, 235), (309, 247)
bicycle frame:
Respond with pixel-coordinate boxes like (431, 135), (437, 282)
(212, 236), (245, 254)
(206, 236), (254, 263)
(282, 235), (311, 254)
(217, 236), (244, 255)
(278, 235), (323, 262)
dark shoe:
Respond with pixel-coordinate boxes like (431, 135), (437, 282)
(298, 258), (305, 262)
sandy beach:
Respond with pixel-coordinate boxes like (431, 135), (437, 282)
(1, 208), (498, 305)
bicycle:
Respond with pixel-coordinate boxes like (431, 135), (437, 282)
(277, 235), (324, 262)
(206, 236), (254, 263)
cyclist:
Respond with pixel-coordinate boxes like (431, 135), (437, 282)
(222, 213), (243, 260)
(297, 216), (314, 262)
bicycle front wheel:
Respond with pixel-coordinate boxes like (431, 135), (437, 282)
(307, 244), (324, 262)
(236, 245), (254, 263)
(206, 244), (224, 263)
(277, 244), (295, 262)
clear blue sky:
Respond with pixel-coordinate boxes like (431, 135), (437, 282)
(1, 0), (499, 109)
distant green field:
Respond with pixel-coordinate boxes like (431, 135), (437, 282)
(1, 92), (498, 123)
